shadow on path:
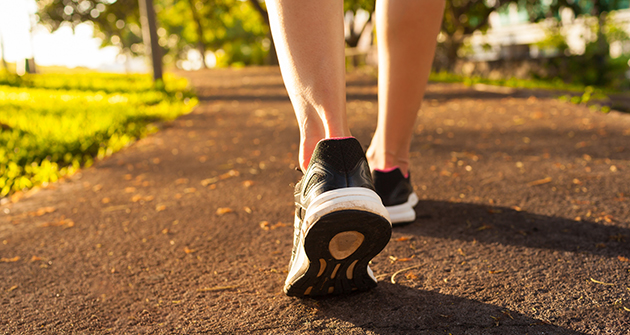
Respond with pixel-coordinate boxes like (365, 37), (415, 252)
(406, 201), (629, 259)
(312, 282), (587, 335)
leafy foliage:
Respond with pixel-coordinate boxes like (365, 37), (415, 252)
(37, 0), (143, 51)
(0, 71), (197, 196)
(37, 0), (270, 66)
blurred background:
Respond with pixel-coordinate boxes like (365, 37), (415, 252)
(1, 0), (630, 198)
(0, 0), (629, 88)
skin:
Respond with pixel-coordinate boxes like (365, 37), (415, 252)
(267, 0), (446, 175)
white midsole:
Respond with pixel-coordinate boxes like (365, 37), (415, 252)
(302, 187), (391, 235)
(285, 188), (390, 291)
(385, 192), (419, 224)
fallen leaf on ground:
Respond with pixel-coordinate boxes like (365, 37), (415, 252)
(0, 256), (20, 262)
(124, 187), (136, 193)
(175, 178), (189, 185)
(405, 272), (419, 280)
(394, 236), (413, 242)
(457, 248), (466, 256)
(271, 222), (289, 229)
(477, 224), (492, 231)
(216, 208), (233, 215)
(29, 207), (56, 217)
(30, 256), (42, 262)
(590, 278), (615, 286)
(101, 198), (111, 204)
(511, 206), (522, 211)
(201, 178), (218, 186)
(489, 270), (504, 274)
(243, 207), (252, 214)
(259, 221), (270, 230)
(219, 170), (240, 180)
(618, 256), (629, 262)
(132, 195), (154, 202)
(41, 218), (74, 228)
(243, 180), (254, 188)
(156, 205), (166, 212)
(184, 247), (196, 254)
(184, 188), (197, 193)
(527, 177), (552, 187)
(389, 255), (414, 263)
(123, 175), (132, 181)
(7, 285), (18, 292)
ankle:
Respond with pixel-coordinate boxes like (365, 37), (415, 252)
(366, 146), (409, 176)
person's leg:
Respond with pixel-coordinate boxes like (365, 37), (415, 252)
(267, 1), (391, 297)
(367, 0), (445, 176)
(266, 0), (349, 171)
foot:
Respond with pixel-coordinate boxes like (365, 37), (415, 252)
(285, 137), (392, 297)
(372, 167), (419, 226)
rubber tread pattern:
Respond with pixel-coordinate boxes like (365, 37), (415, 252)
(285, 210), (391, 297)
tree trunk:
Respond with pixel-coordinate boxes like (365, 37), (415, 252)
(138, 0), (163, 81)
(247, 0), (278, 65)
(0, 30), (8, 72)
(444, 35), (463, 72)
(188, 0), (207, 68)
(345, 13), (372, 68)
(592, 1), (608, 86)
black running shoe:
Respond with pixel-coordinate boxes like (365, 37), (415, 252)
(284, 137), (392, 297)
(372, 167), (419, 227)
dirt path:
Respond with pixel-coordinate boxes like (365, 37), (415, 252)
(1, 67), (629, 334)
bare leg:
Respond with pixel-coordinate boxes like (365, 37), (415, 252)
(267, 0), (349, 171)
(367, 0), (445, 176)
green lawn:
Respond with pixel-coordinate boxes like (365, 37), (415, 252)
(0, 72), (197, 196)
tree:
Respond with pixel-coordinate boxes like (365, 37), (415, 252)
(440, 0), (516, 70)
(37, 0), (271, 69)
(37, 0), (143, 56)
(157, 0), (269, 67)
(246, 0), (277, 65)
(187, 0), (208, 68)
(138, 0), (163, 81)
(344, 0), (375, 49)
(521, 0), (628, 86)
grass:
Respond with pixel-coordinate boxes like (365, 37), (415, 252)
(429, 71), (615, 113)
(0, 71), (197, 197)
(429, 71), (588, 92)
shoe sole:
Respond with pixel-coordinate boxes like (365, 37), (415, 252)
(386, 192), (419, 227)
(284, 188), (391, 297)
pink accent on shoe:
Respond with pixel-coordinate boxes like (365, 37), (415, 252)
(327, 136), (354, 140)
(316, 137), (355, 145)
(374, 166), (409, 178)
